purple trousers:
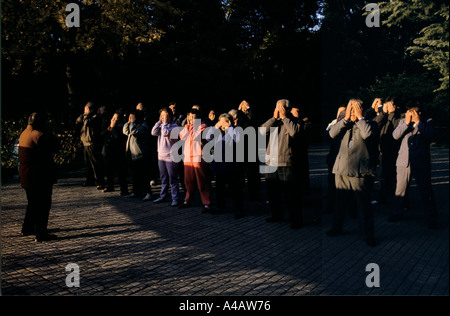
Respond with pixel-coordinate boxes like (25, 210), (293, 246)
(158, 159), (179, 201)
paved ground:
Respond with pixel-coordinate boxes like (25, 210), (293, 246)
(1, 144), (448, 296)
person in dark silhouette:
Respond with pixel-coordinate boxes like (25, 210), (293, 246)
(19, 112), (59, 242)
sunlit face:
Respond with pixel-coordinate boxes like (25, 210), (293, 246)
(169, 104), (176, 114)
(111, 113), (119, 126)
(136, 103), (144, 111)
(291, 108), (300, 118)
(219, 117), (231, 131)
(385, 101), (396, 113)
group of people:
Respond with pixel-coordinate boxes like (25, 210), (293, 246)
(324, 97), (438, 247)
(17, 96), (437, 245)
(75, 99), (311, 224)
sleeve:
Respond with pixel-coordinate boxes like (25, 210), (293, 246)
(151, 121), (162, 136)
(260, 117), (277, 135)
(329, 118), (348, 139)
(281, 117), (301, 137)
(392, 119), (413, 140)
(355, 119), (373, 140)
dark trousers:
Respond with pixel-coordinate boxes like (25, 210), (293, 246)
(333, 175), (375, 238)
(266, 166), (302, 226)
(215, 172), (244, 215)
(22, 185), (53, 237)
(394, 165), (437, 225)
(129, 156), (152, 196)
(104, 155), (128, 194)
(244, 161), (260, 200)
(83, 145), (104, 186)
(378, 153), (397, 202)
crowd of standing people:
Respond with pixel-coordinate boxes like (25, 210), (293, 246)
(17, 97), (438, 245)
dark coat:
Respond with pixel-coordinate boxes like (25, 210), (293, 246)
(19, 125), (58, 188)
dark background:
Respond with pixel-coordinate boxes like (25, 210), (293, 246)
(1, 0), (448, 172)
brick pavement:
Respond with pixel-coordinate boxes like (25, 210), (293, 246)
(1, 144), (448, 296)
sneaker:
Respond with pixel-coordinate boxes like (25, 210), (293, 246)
(153, 196), (166, 204)
(143, 193), (153, 202)
(179, 201), (191, 208)
(202, 205), (211, 214)
(171, 200), (180, 207)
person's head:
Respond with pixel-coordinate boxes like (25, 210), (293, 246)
(98, 105), (106, 115)
(228, 109), (239, 125)
(159, 107), (174, 123)
(336, 106), (346, 121)
(276, 99), (290, 109)
(134, 109), (145, 123)
(169, 102), (177, 115)
(28, 112), (47, 130)
(110, 112), (120, 127)
(136, 102), (145, 111)
(239, 100), (250, 113)
(384, 97), (396, 113)
(218, 113), (234, 131)
(187, 108), (201, 124)
(291, 106), (300, 118)
(209, 110), (216, 121)
(349, 99), (363, 122)
(192, 105), (200, 111)
(85, 101), (95, 114)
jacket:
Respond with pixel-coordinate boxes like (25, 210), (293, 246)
(151, 120), (179, 162)
(76, 113), (100, 147)
(329, 118), (378, 178)
(393, 118), (435, 169)
(123, 120), (150, 161)
(260, 117), (301, 167)
(19, 125), (58, 188)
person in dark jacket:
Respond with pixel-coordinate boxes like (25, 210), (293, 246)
(260, 99), (303, 229)
(123, 109), (153, 201)
(206, 113), (244, 219)
(326, 99), (378, 246)
(19, 112), (59, 242)
(75, 101), (105, 189)
(390, 105), (437, 229)
(102, 111), (129, 195)
(373, 97), (402, 203)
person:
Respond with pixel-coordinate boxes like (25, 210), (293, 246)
(136, 102), (158, 185)
(169, 102), (186, 127)
(364, 98), (383, 121)
(290, 104), (312, 194)
(101, 110), (129, 196)
(260, 99), (303, 229)
(208, 109), (218, 126)
(75, 101), (105, 190)
(206, 113), (244, 219)
(151, 107), (180, 206)
(19, 112), (58, 242)
(123, 109), (153, 201)
(390, 105), (437, 229)
(237, 100), (260, 200)
(179, 108), (211, 212)
(326, 99), (378, 246)
(372, 97), (402, 204)
(324, 106), (347, 214)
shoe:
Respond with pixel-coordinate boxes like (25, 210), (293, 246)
(171, 200), (180, 207)
(125, 193), (140, 198)
(153, 197), (166, 204)
(22, 228), (35, 236)
(97, 185), (105, 190)
(366, 236), (377, 247)
(35, 233), (58, 242)
(388, 214), (403, 222)
(202, 205), (211, 214)
(143, 193), (153, 202)
(326, 229), (343, 237)
(102, 187), (114, 193)
(370, 200), (378, 205)
(265, 217), (283, 223)
(179, 201), (191, 208)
